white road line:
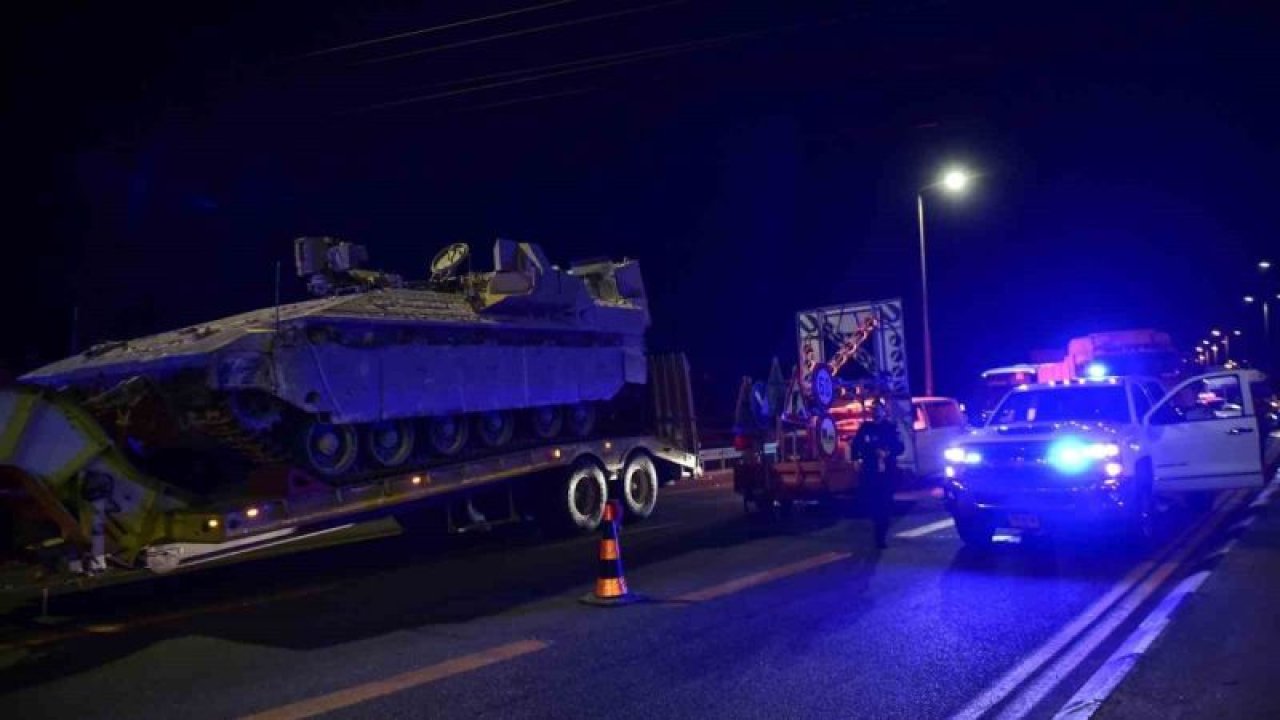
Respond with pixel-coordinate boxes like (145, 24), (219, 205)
(991, 490), (1246, 720)
(947, 490), (1239, 720)
(1052, 487), (1266, 720)
(1248, 481), (1279, 509)
(894, 517), (955, 538)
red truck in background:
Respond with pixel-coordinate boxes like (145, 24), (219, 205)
(974, 330), (1185, 423)
(1033, 329), (1182, 384)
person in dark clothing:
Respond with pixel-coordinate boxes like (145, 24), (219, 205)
(853, 399), (905, 549)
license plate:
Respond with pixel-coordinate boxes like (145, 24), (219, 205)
(1008, 513), (1040, 529)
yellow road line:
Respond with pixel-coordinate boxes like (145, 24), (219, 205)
(672, 551), (851, 604)
(239, 639), (549, 720)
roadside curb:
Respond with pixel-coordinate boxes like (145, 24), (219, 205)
(1051, 481), (1280, 720)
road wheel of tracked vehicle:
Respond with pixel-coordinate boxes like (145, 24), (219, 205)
(476, 410), (515, 448)
(620, 454), (659, 521)
(366, 419), (415, 467)
(567, 403), (597, 438)
(427, 415), (469, 457)
(300, 420), (359, 477)
(530, 406), (564, 441)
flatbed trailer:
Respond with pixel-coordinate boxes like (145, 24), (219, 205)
(0, 355), (699, 605)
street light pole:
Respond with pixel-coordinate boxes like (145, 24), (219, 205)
(917, 193), (933, 397)
(914, 166), (972, 397)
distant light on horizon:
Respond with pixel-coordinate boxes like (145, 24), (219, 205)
(1261, 260), (1272, 270)
(1244, 295), (1256, 303)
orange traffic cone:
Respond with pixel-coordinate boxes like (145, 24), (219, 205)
(581, 500), (642, 606)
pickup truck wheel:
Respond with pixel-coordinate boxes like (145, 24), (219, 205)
(1185, 491), (1216, 513)
(620, 455), (659, 521)
(1127, 482), (1156, 544)
(955, 514), (993, 547)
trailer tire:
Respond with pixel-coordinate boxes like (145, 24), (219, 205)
(620, 455), (659, 521)
(547, 462), (607, 535)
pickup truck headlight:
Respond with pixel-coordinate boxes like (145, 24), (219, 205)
(944, 447), (983, 464)
(1047, 438), (1121, 474)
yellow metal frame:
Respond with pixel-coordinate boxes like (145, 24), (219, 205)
(0, 388), (183, 563)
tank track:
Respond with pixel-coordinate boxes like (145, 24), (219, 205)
(193, 406), (290, 466)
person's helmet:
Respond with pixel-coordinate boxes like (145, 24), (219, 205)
(870, 398), (889, 420)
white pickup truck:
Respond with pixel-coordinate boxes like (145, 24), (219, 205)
(941, 369), (1278, 546)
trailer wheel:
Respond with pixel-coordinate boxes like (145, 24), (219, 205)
(620, 455), (659, 521)
(549, 463), (607, 534)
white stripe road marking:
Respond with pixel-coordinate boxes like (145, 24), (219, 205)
(1053, 486), (1273, 719)
(948, 489), (1242, 720)
(1248, 481), (1279, 509)
(990, 490), (1247, 720)
(1051, 569), (1212, 720)
(894, 517), (956, 538)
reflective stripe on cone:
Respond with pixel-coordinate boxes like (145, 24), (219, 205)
(581, 500), (643, 607)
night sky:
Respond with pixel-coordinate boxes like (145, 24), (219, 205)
(6, 1), (1278, 418)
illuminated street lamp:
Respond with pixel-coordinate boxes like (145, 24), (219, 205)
(1261, 260), (1273, 270)
(917, 165), (974, 396)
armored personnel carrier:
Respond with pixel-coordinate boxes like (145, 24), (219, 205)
(22, 237), (650, 485)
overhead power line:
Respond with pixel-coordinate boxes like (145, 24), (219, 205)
(452, 87), (597, 114)
(340, 14), (848, 116)
(298, 0), (580, 58)
(355, 0), (689, 66)
(341, 39), (709, 114)
(430, 33), (740, 89)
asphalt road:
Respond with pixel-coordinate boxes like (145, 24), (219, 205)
(0, 474), (1254, 719)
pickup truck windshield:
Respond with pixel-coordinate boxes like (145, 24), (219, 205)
(988, 385), (1130, 425)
